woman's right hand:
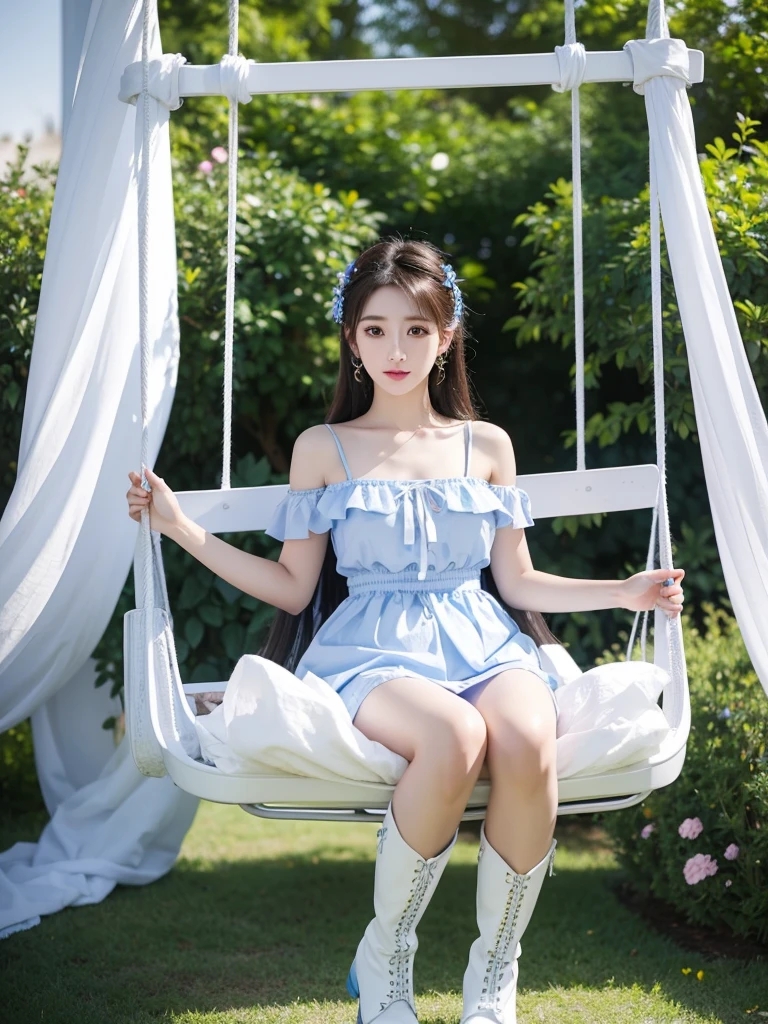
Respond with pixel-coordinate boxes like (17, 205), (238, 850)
(126, 467), (187, 536)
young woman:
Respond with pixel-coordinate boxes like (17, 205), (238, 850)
(127, 238), (684, 1024)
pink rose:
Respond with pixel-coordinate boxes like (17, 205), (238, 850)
(198, 160), (213, 174)
(683, 853), (718, 885)
(678, 817), (704, 840)
(641, 823), (656, 839)
(724, 843), (739, 861)
(211, 146), (228, 163)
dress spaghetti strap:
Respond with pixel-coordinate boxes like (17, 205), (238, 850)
(324, 423), (353, 481)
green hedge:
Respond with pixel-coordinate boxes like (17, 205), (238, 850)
(600, 604), (768, 945)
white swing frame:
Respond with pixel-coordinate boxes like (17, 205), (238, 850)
(124, 0), (694, 824)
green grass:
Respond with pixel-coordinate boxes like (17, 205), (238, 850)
(1, 803), (765, 1023)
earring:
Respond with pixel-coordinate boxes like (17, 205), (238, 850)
(434, 352), (448, 385)
(351, 355), (365, 383)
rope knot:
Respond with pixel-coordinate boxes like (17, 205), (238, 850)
(118, 53), (188, 110)
(219, 53), (256, 105)
(623, 38), (691, 96)
(552, 42), (587, 93)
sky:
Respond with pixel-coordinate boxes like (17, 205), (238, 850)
(0, 0), (388, 141)
(0, 0), (390, 141)
(0, 0), (62, 139)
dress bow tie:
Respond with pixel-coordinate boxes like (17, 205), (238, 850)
(391, 482), (447, 580)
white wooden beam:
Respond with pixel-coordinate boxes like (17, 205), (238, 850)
(120, 48), (704, 101)
(175, 465), (661, 535)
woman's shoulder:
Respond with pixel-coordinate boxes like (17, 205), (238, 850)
(472, 418), (512, 444)
(471, 420), (519, 486)
(289, 424), (337, 490)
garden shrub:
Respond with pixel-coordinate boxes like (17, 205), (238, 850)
(599, 603), (768, 944)
(0, 720), (45, 815)
(505, 114), (768, 655)
(0, 147), (56, 512)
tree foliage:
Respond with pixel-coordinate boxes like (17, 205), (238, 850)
(363, 0), (768, 140)
(503, 115), (768, 651)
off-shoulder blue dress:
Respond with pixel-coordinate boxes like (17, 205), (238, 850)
(264, 420), (560, 724)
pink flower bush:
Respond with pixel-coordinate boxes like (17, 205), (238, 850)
(678, 816), (704, 840)
(198, 160), (213, 174)
(724, 843), (739, 861)
(211, 146), (228, 163)
(641, 823), (656, 839)
(683, 853), (718, 885)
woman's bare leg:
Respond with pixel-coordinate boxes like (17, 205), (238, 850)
(353, 676), (488, 858)
(462, 669), (558, 874)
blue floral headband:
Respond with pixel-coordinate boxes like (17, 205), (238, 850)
(331, 259), (464, 326)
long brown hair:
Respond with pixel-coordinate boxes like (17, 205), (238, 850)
(258, 237), (563, 670)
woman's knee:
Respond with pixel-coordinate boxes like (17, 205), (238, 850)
(485, 711), (556, 790)
(411, 708), (489, 794)
(420, 704), (487, 796)
(451, 704), (489, 763)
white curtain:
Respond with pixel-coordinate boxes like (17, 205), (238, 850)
(0, 0), (198, 939)
(625, 35), (768, 701)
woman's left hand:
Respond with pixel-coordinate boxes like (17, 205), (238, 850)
(619, 567), (685, 617)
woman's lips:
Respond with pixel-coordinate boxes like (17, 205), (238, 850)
(384, 371), (410, 378)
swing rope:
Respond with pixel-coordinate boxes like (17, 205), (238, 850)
(219, 2), (256, 490)
(552, 2), (586, 474)
(222, 0), (244, 490)
(625, 0), (685, 698)
(639, 0), (679, 672)
(138, 0), (155, 614)
(552, 0), (680, 678)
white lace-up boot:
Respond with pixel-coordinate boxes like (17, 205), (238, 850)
(346, 800), (458, 1024)
(460, 823), (557, 1024)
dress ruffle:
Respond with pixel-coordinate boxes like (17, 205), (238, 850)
(264, 477), (534, 542)
(264, 486), (328, 540)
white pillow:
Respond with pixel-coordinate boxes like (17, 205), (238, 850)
(553, 660), (672, 778)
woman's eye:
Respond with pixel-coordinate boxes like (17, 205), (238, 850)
(365, 326), (427, 336)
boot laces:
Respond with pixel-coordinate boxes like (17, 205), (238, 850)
(479, 873), (527, 1012)
(478, 844), (557, 1013)
(386, 858), (437, 1006)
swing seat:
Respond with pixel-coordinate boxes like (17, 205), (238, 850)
(124, 463), (690, 822)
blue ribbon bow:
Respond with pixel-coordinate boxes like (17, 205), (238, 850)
(391, 481), (447, 580)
